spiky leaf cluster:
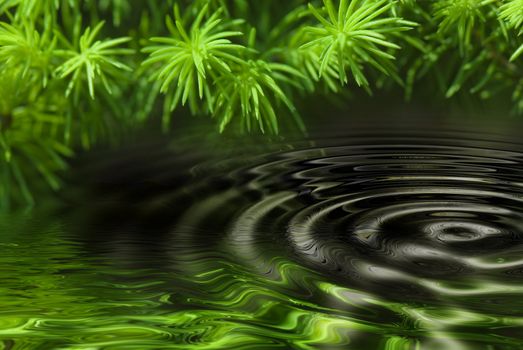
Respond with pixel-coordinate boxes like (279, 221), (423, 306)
(0, 0), (132, 209)
(302, 0), (414, 88)
(142, 5), (246, 126)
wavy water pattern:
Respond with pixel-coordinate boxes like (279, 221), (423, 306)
(2, 124), (523, 349)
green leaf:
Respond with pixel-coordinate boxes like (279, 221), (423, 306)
(142, 4), (246, 127)
(54, 21), (132, 100)
(510, 42), (523, 61)
(302, 0), (414, 88)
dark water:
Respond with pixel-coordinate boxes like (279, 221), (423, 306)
(2, 119), (523, 349)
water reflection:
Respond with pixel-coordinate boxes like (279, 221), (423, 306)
(2, 119), (523, 349)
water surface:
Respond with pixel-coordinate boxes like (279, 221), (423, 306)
(2, 119), (523, 349)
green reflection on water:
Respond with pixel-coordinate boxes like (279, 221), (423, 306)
(1, 212), (522, 350)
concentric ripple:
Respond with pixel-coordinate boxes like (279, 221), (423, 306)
(221, 134), (523, 347)
(222, 142), (523, 289)
(4, 124), (523, 349)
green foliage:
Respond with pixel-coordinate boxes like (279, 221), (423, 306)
(501, 0), (523, 60)
(2, 0), (523, 209)
(0, 0), (131, 209)
(142, 4), (245, 125)
(98, 0), (131, 27)
(501, 0), (523, 33)
(54, 21), (132, 100)
(302, 0), (414, 87)
(434, 0), (495, 53)
(213, 59), (305, 133)
(0, 66), (72, 208)
(0, 20), (55, 85)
